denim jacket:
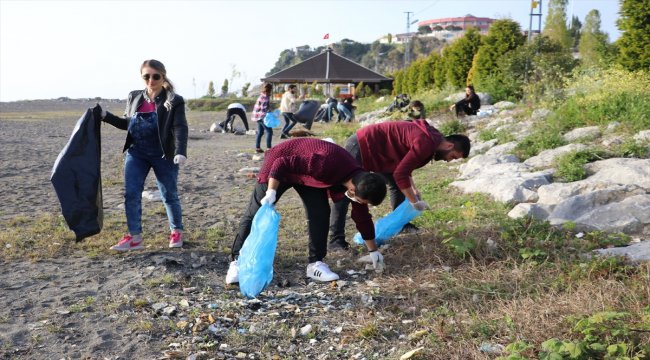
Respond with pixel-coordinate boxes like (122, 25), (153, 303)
(103, 88), (188, 159)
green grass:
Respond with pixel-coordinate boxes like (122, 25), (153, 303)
(554, 150), (606, 182)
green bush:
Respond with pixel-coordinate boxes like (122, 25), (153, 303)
(438, 119), (466, 136)
(548, 67), (650, 133)
(514, 130), (565, 159)
(554, 150), (605, 182)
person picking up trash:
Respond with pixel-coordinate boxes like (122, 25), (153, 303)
(329, 119), (470, 250)
(226, 138), (388, 284)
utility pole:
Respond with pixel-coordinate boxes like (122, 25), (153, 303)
(525, 0), (543, 83)
(404, 11), (417, 67)
(528, 0), (543, 42)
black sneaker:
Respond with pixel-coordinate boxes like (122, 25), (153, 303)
(400, 223), (420, 234)
(280, 133), (290, 139)
(329, 241), (350, 251)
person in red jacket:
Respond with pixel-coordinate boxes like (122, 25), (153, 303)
(329, 120), (470, 250)
(226, 138), (388, 284)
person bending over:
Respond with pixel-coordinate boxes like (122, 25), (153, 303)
(329, 120), (470, 250)
(226, 138), (387, 284)
(218, 102), (249, 133)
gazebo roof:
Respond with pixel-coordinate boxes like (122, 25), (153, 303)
(262, 48), (392, 84)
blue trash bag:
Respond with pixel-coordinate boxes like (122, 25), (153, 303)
(238, 203), (282, 298)
(353, 200), (422, 246)
(263, 109), (282, 128)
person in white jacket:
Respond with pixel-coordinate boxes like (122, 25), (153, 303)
(279, 84), (304, 139)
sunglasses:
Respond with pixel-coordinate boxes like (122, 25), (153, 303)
(142, 73), (162, 81)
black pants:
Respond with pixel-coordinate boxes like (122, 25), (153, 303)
(219, 108), (249, 132)
(231, 182), (331, 263)
(328, 135), (405, 246)
(455, 100), (477, 116)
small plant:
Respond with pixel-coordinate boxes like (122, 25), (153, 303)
(438, 119), (466, 136)
(554, 150), (605, 182)
(514, 129), (565, 159)
(358, 323), (380, 339)
(613, 139), (649, 158)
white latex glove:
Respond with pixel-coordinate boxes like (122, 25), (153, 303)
(369, 251), (385, 273)
(411, 200), (429, 211)
(260, 189), (277, 205)
(173, 155), (187, 166)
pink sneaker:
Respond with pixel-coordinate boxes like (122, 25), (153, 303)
(169, 230), (183, 248)
(110, 234), (143, 251)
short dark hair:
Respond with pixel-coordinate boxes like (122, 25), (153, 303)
(288, 84), (297, 90)
(411, 100), (424, 108)
(445, 134), (471, 158)
(352, 172), (387, 206)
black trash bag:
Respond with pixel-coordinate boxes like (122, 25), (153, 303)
(51, 105), (103, 241)
(294, 100), (320, 130)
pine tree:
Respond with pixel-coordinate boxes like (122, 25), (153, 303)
(568, 15), (582, 49)
(241, 82), (250, 97)
(207, 81), (216, 97)
(616, 0), (650, 71)
(579, 10), (610, 67)
(220, 79), (229, 97)
(470, 19), (525, 90)
(444, 27), (482, 88)
(543, 0), (572, 49)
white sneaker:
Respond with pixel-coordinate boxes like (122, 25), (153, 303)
(306, 261), (339, 282)
(225, 260), (239, 284)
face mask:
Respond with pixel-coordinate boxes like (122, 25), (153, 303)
(345, 190), (361, 203)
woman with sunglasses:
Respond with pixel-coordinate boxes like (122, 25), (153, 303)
(102, 59), (188, 250)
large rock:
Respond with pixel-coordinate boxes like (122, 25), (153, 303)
(451, 171), (552, 204)
(493, 101), (516, 109)
(562, 126), (601, 142)
(507, 203), (552, 219)
(592, 240), (650, 264)
(523, 143), (590, 169)
(531, 108), (551, 120)
(549, 194), (650, 234)
(537, 182), (645, 205)
(634, 130), (650, 143)
(485, 142), (518, 157)
(584, 158), (650, 190)
(469, 139), (498, 157)
(458, 154), (521, 179)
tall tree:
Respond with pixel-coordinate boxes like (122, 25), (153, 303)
(579, 10), (610, 67)
(543, 0), (572, 49)
(241, 82), (250, 97)
(444, 27), (482, 88)
(470, 19), (526, 88)
(568, 15), (583, 49)
(220, 79), (229, 97)
(207, 81), (216, 97)
(616, 0), (650, 71)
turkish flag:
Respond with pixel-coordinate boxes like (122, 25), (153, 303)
(323, 33), (329, 40)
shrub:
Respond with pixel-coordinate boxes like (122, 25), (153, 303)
(438, 119), (466, 136)
(514, 130), (565, 159)
(554, 150), (605, 182)
(549, 67), (650, 133)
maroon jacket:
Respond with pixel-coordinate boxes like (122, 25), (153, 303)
(258, 138), (375, 240)
(357, 120), (443, 189)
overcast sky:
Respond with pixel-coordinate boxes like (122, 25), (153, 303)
(0, 0), (621, 102)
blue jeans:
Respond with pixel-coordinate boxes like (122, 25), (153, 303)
(337, 104), (353, 122)
(124, 149), (183, 235)
(255, 121), (273, 149)
(281, 112), (297, 135)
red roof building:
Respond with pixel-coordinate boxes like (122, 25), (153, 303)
(418, 14), (494, 32)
